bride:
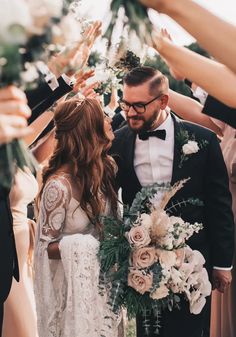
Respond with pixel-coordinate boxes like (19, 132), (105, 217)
(34, 98), (120, 337)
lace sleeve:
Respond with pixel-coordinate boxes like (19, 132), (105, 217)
(39, 176), (72, 241)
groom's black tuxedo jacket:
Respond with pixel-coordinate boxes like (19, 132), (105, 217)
(110, 113), (234, 270)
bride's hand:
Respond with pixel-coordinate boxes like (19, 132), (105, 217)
(47, 241), (61, 259)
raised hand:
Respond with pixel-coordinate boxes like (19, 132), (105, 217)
(80, 82), (99, 100)
(48, 21), (102, 78)
(152, 28), (185, 81)
(108, 87), (119, 111)
(72, 69), (95, 93)
(0, 86), (32, 144)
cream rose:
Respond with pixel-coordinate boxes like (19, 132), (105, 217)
(150, 282), (169, 300)
(132, 247), (157, 269)
(140, 213), (153, 230)
(182, 141), (199, 155)
(174, 248), (185, 267)
(157, 249), (177, 269)
(127, 225), (151, 248)
(128, 269), (153, 294)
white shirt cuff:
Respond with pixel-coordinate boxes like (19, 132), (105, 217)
(47, 75), (60, 91)
(213, 266), (233, 271)
(104, 105), (115, 118)
(36, 61), (59, 91)
(61, 73), (74, 87)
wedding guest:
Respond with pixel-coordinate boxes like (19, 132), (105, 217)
(139, 0), (236, 75)
(155, 28), (236, 129)
(0, 87), (31, 144)
(2, 108), (55, 337)
(166, 88), (236, 337)
(0, 18), (101, 337)
(149, 27), (236, 109)
(27, 21), (101, 127)
(0, 86), (31, 335)
(34, 98), (121, 337)
(110, 66), (234, 337)
(2, 62), (98, 337)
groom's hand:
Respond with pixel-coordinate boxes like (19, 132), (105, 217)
(212, 269), (232, 293)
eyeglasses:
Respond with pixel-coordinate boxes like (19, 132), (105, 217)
(118, 93), (163, 114)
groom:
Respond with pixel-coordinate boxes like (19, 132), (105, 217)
(110, 66), (234, 337)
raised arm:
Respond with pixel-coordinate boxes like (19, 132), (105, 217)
(0, 86), (31, 144)
(152, 31), (236, 108)
(139, 0), (236, 74)
(168, 90), (223, 136)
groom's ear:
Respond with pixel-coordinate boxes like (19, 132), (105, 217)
(159, 94), (169, 110)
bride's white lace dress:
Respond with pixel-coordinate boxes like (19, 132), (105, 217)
(34, 174), (120, 337)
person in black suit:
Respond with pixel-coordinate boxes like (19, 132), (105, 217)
(183, 79), (236, 129)
(110, 66), (234, 337)
(0, 86), (31, 335)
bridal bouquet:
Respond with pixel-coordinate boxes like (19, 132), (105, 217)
(99, 179), (211, 332)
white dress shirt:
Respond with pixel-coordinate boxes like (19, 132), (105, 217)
(134, 113), (174, 186)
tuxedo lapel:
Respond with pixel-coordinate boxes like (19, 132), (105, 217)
(124, 129), (142, 191)
(171, 114), (185, 185)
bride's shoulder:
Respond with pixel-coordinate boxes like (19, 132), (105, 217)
(43, 173), (73, 200)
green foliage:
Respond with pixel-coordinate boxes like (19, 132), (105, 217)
(88, 51), (104, 68)
(0, 44), (22, 86)
(114, 50), (141, 73)
(129, 182), (171, 215)
(187, 42), (210, 59)
(104, 0), (153, 48)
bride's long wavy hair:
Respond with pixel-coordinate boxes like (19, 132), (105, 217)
(40, 98), (118, 232)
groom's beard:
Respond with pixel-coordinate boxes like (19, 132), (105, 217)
(127, 109), (160, 133)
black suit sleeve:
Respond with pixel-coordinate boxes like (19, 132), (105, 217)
(202, 95), (236, 128)
(111, 112), (126, 131)
(205, 133), (235, 267)
(26, 76), (73, 124)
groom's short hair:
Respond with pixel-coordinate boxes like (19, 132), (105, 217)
(123, 66), (169, 95)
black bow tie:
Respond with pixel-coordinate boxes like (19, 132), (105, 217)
(138, 129), (166, 141)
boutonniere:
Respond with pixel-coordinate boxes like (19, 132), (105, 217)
(176, 129), (208, 168)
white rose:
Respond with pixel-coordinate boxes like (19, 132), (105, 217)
(182, 141), (199, 155)
(190, 295), (206, 315)
(140, 213), (153, 231)
(157, 250), (177, 269)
